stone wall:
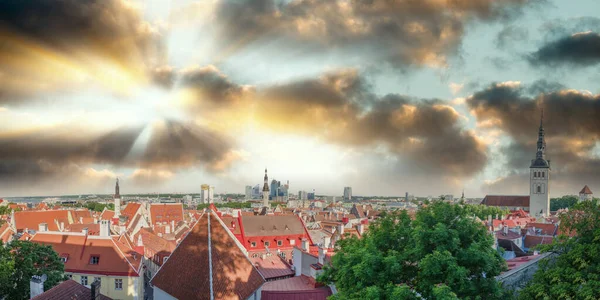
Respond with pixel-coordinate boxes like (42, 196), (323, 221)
(496, 252), (556, 296)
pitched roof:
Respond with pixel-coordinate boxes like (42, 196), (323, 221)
(151, 211), (265, 300)
(13, 210), (71, 232)
(31, 280), (112, 300)
(524, 235), (554, 249)
(30, 232), (141, 276)
(495, 230), (522, 240)
(150, 203), (184, 225)
(65, 224), (100, 235)
(580, 185), (593, 195)
(136, 228), (176, 264)
(241, 215), (307, 237)
(249, 254), (294, 280)
(99, 210), (114, 221)
(481, 195), (530, 207)
(525, 223), (557, 236)
(0, 223), (14, 244)
(71, 209), (92, 222)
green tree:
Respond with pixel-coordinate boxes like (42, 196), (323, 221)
(519, 199), (600, 300)
(463, 204), (508, 220)
(549, 195), (578, 211)
(319, 201), (507, 299)
(1, 240), (65, 299)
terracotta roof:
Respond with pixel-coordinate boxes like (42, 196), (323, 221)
(261, 276), (332, 300)
(122, 203), (141, 218)
(0, 223), (14, 244)
(150, 203), (184, 225)
(13, 210), (71, 232)
(580, 185), (593, 195)
(241, 215), (306, 237)
(481, 195), (530, 207)
(249, 254), (294, 280)
(525, 223), (557, 236)
(71, 210), (92, 222)
(219, 216), (242, 235)
(99, 210), (114, 221)
(495, 230), (522, 240)
(151, 211), (265, 300)
(31, 280), (112, 300)
(504, 255), (541, 273)
(65, 224), (100, 235)
(136, 228), (176, 265)
(30, 233), (141, 276)
(524, 235), (554, 249)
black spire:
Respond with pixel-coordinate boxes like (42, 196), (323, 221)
(531, 109), (550, 168)
(115, 178), (120, 198)
(262, 168), (270, 192)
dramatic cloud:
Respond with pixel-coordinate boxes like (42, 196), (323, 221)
(178, 65), (253, 109)
(467, 82), (600, 194)
(214, 0), (536, 68)
(496, 25), (529, 49)
(529, 31), (600, 67)
(0, 0), (165, 103)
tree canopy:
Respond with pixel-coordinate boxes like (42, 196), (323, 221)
(0, 240), (65, 300)
(549, 195), (579, 211)
(519, 199), (600, 299)
(319, 201), (507, 299)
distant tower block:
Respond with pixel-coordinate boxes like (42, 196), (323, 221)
(529, 110), (550, 218)
(262, 168), (270, 207)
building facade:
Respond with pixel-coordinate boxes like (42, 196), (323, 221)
(529, 112), (550, 217)
(343, 187), (352, 202)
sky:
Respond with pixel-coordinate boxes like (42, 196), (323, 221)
(1, 0), (599, 198)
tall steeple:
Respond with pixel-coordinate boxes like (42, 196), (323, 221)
(262, 168), (270, 207)
(530, 108), (550, 219)
(536, 109), (546, 160)
(115, 177), (120, 199)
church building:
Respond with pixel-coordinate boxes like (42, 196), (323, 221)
(482, 111), (550, 218)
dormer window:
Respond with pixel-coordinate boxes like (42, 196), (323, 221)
(264, 241), (270, 247)
(60, 254), (69, 263)
(251, 241), (257, 247)
(277, 240), (283, 246)
(89, 255), (100, 265)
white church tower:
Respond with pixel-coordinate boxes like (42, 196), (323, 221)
(262, 168), (270, 207)
(530, 110), (550, 218)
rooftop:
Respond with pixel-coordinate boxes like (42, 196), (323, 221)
(31, 280), (112, 300)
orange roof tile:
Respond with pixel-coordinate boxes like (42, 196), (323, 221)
(580, 185), (593, 195)
(525, 223), (557, 236)
(481, 195), (530, 207)
(249, 254), (294, 280)
(71, 209), (92, 222)
(150, 203), (184, 225)
(241, 215), (306, 237)
(136, 228), (176, 265)
(13, 210), (71, 232)
(65, 224), (100, 235)
(151, 211), (265, 299)
(30, 233), (141, 276)
(99, 210), (114, 221)
(0, 223), (14, 244)
(524, 235), (554, 249)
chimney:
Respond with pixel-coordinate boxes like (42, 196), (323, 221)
(82, 227), (89, 236)
(60, 222), (64, 231)
(171, 220), (175, 232)
(90, 278), (101, 300)
(30, 274), (47, 299)
(337, 224), (344, 235)
(302, 239), (310, 252)
(99, 220), (110, 237)
(322, 236), (331, 248)
(79, 217), (83, 223)
(38, 223), (48, 232)
(318, 247), (327, 265)
(357, 224), (364, 235)
(503, 226), (508, 236)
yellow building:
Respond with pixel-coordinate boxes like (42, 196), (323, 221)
(30, 222), (144, 300)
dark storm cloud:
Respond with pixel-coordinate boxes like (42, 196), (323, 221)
(253, 69), (487, 177)
(141, 120), (235, 170)
(152, 66), (176, 89)
(214, 0), (538, 68)
(467, 82), (600, 194)
(528, 32), (600, 67)
(179, 65), (250, 106)
(0, 0), (165, 103)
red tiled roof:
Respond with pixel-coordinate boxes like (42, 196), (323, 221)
(71, 210), (92, 222)
(136, 228), (176, 265)
(220, 216), (242, 235)
(99, 210), (114, 221)
(504, 255), (541, 273)
(524, 235), (554, 249)
(30, 233), (141, 276)
(525, 223), (557, 236)
(249, 254), (294, 280)
(65, 224), (100, 235)
(31, 280), (112, 300)
(0, 223), (14, 244)
(150, 203), (184, 225)
(13, 210), (71, 232)
(580, 185), (593, 195)
(151, 211), (265, 300)
(122, 203), (141, 218)
(241, 215), (307, 237)
(481, 195), (530, 207)
(261, 276), (332, 300)
(495, 230), (522, 240)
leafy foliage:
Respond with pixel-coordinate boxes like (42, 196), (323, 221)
(0, 240), (65, 299)
(549, 195), (579, 211)
(319, 201), (507, 299)
(463, 204), (508, 220)
(82, 201), (114, 212)
(196, 201), (251, 210)
(519, 199), (600, 300)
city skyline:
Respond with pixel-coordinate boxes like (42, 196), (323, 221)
(1, 0), (600, 198)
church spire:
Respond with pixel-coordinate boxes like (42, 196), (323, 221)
(115, 177), (120, 199)
(536, 109), (546, 160)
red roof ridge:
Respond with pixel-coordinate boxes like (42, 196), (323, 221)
(580, 185), (593, 194)
(111, 237), (140, 275)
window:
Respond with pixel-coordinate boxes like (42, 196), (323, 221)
(542, 172), (545, 178)
(163, 256), (169, 264)
(264, 241), (270, 247)
(81, 276), (88, 286)
(537, 186), (541, 193)
(89, 256), (100, 265)
(114, 279), (123, 290)
(250, 242), (257, 247)
(252, 253), (259, 258)
(277, 240), (283, 246)
(60, 257), (68, 263)
(279, 252), (286, 259)
(290, 239), (295, 245)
